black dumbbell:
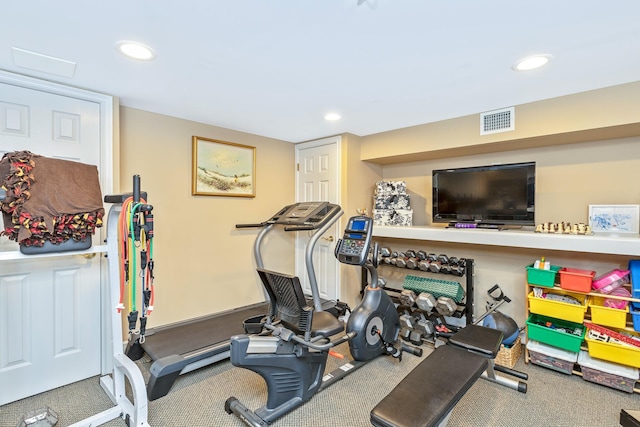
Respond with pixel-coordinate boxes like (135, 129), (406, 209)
(399, 289), (418, 307)
(426, 253), (438, 262)
(437, 254), (449, 264)
(416, 250), (427, 261)
(450, 265), (466, 276)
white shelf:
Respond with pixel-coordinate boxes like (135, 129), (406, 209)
(373, 226), (640, 256)
(0, 244), (108, 261)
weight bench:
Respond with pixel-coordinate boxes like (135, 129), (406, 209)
(371, 325), (527, 427)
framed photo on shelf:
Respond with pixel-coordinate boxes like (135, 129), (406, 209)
(191, 136), (256, 197)
(588, 204), (640, 234)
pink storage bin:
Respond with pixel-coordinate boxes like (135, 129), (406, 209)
(592, 269), (630, 294)
(604, 287), (631, 309)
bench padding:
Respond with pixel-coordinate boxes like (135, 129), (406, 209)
(371, 345), (488, 427)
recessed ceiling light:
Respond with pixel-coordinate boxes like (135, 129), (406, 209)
(324, 113), (341, 121)
(512, 54), (552, 71)
(116, 41), (156, 61)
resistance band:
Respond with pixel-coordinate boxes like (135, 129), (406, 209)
(118, 195), (154, 341)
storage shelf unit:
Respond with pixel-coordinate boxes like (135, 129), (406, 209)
(525, 281), (640, 394)
(372, 224), (640, 392)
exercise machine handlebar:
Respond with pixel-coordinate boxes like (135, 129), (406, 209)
(263, 322), (357, 351)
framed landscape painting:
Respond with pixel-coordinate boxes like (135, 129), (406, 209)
(192, 136), (256, 197)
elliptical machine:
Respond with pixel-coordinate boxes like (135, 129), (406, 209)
(225, 215), (421, 426)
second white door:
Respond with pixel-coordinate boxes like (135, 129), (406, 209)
(295, 136), (341, 303)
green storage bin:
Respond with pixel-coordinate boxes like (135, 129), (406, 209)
(526, 264), (561, 287)
(403, 275), (465, 303)
(526, 313), (585, 352)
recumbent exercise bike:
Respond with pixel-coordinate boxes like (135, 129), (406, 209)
(225, 215), (421, 426)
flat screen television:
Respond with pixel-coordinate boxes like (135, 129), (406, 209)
(432, 161), (535, 226)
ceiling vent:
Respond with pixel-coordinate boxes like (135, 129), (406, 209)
(480, 107), (514, 135)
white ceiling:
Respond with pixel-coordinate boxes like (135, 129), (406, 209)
(2, 1), (640, 143)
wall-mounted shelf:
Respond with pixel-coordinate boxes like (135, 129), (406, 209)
(373, 225), (640, 256)
(0, 245), (107, 261)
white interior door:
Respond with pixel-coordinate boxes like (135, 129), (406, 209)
(295, 136), (341, 303)
(0, 72), (112, 405)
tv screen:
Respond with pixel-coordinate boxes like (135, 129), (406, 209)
(432, 162), (535, 225)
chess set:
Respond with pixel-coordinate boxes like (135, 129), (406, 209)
(535, 221), (593, 235)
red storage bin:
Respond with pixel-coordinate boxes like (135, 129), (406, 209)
(559, 267), (595, 293)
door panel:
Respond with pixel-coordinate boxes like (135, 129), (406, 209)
(0, 76), (106, 404)
(295, 136), (341, 302)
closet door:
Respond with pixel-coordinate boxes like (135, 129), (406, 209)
(0, 73), (112, 404)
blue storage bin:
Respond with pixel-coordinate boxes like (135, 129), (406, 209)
(629, 259), (640, 299)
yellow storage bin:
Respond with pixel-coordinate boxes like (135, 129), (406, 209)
(585, 328), (640, 368)
(589, 296), (629, 329)
(527, 289), (589, 324)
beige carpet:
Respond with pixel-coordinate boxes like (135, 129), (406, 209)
(1, 342), (638, 427)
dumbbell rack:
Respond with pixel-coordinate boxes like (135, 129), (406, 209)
(360, 251), (475, 344)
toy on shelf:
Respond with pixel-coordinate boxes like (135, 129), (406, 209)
(533, 256), (550, 270)
(534, 222), (592, 235)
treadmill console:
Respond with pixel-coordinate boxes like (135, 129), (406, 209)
(268, 202), (342, 228)
(335, 216), (373, 266)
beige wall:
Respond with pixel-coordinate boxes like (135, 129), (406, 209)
(357, 111), (640, 326)
(350, 83), (640, 326)
(119, 107), (295, 327)
(117, 79), (640, 330)
(361, 81), (640, 164)
(338, 133), (383, 306)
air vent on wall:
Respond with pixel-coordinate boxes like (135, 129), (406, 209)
(480, 107), (514, 135)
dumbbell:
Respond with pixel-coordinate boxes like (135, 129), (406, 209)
(399, 289), (418, 307)
(393, 252), (407, 267)
(450, 264), (466, 276)
(405, 250), (427, 269)
(399, 313), (416, 331)
(414, 313), (435, 338)
(416, 292), (436, 313)
(437, 254), (450, 264)
(418, 259), (431, 271)
(407, 256), (425, 269)
(379, 247), (392, 258)
(386, 251), (400, 265)
(435, 296), (457, 316)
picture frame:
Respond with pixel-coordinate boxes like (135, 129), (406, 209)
(588, 204), (640, 234)
(192, 136), (256, 197)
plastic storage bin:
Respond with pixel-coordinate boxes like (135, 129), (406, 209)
(630, 259), (640, 299)
(559, 267), (596, 293)
(577, 351), (639, 393)
(585, 328), (640, 368)
(527, 289), (589, 323)
(589, 296), (630, 329)
(632, 309), (640, 332)
(527, 340), (578, 374)
(592, 269), (630, 294)
(526, 264), (561, 287)
(526, 313), (585, 352)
